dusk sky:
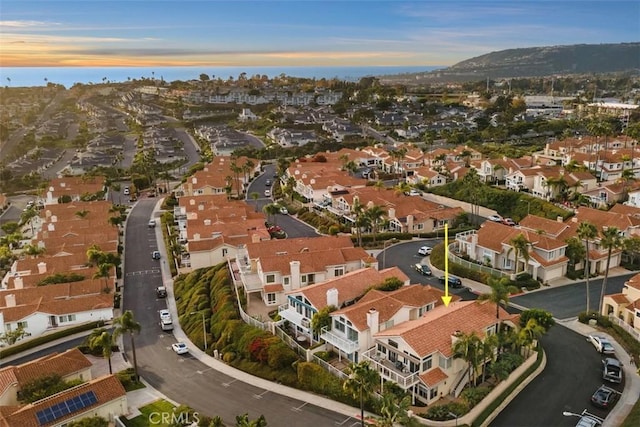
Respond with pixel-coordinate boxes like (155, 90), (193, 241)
(1, 0), (638, 67)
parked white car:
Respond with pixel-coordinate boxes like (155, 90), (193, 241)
(588, 335), (615, 354)
(487, 214), (503, 223)
(159, 309), (171, 320)
(172, 342), (188, 355)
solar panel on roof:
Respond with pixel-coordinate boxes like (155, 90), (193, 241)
(35, 391), (98, 426)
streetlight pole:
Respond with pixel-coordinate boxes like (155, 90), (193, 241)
(448, 412), (459, 427)
(190, 311), (207, 351)
(382, 238), (398, 270)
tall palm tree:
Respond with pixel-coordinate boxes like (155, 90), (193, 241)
(250, 192), (260, 212)
(375, 392), (412, 427)
(507, 233), (531, 276)
(262, 203), (280, 225)
(598, 226), (623, 314)
(452, 331), (482, 386)
(577, 221), (598, 313)
(479, 276), (518, 320)
(113, 310), (142, 380)
(343, 361), (380, 427)
(93, 263), (112, 291)
(88, 329), (114, 374)
(364, 205), (386, 244)
(351, 198), (366, 247)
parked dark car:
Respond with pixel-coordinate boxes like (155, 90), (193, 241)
(438, 275), (463, 288)
(152, 250), (161, 260)
(155, 286), (167, 298)
(602, 358), (622, 383)
(414, 263), (432, 276)
(590, 385), (619, 409)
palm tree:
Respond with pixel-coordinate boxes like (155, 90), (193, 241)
(452, 331), (482, 386)
(113, 310), (142, 380)
(88, 329), (114, 374)
(343, 361), (380, 427)
(352, 199), (366, 247)
(93, 263), (112, 292)
(364, 205), (386, 244)
(507, 233), (531, 276)
(598, 226), (623, 314)
(262, 203), (280, 225)
(577, 221), (598, 313)
(235, 414), (267, 427)
(479, 276), (518, 320)
(375, 392), (412, 427)
(517, 318), (545, 357)
(250, 192), (260, 212)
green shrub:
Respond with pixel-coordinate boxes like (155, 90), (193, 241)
(519, 309), (555, 330)
(461, 386), (492, 408)
(422, 401), (469, 420)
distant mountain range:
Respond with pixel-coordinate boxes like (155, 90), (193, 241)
(380, 42), (640, 84)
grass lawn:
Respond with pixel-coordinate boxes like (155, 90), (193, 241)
(120, 400), (176, 427)
(621, 398), (640, 427)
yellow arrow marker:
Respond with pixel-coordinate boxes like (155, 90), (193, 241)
(441, 223), (452, 307)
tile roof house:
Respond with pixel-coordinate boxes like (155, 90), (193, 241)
(44, 176), (106, 205)
(322, 285), (459, 365)
(0, 374), (127, 427)
(364, 300), (517, 405)
(278, 266), (409, 343)
(235, 236), (377, 307)
(602, 273), (640, 337)
(456, 220), (569, 283)
(0, 348), (92, 406)
(176, 156), (260, 198)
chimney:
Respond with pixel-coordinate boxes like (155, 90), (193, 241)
(326, 288), (339, 308)
(407, 214), (414, 232)
(37, 262), (47, 274)
(290, 261), (301, 290)
(47, 223), (55, 231)
(4, 294), (16, 308)
(451, 330), (462, 346)
(13, 276), (24, 289)
(367, 308), (379, 335)
(192, 177), (198, 184)
(572, 217), (578, 223)
(388, 208), (396, 219)
(204, 219), (211, 226)
(557, 216), (563, 223)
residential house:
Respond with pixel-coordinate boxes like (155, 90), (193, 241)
(406, 167), (447, 188)
(0, 348), (92, 406)
(322, 285), (458, 364)
(235, 236), (377, 307)
(176, 156), (260, 198)
(0, 375), (127, 427)
(364, 300), (517, 405)
(530, 166), (596, 201)
(602, 273), (640, 334)
(625, 188), (640, 208)
(456, 220), (569, 283)
(44, 176), (106, 205)
(277, 266), (409, 343)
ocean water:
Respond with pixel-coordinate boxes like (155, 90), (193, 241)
(0, 66), (444, 89)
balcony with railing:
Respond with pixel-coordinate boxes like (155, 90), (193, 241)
(278, 305), (311, 334)
(320, 326), (359, 355)
(362, 348), (420, 389)
(234, 254), (263, 293)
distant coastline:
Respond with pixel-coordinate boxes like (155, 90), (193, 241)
(0, 66), (445, 89)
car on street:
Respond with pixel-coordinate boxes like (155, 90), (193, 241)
(439, 275), (463, 288)
(264, 189), (271, 197)
(172, 342), (189, 355)
(602, 358), (622, 383)
(265, 179), (272, 186)
(414, 263), (432, 276)
(156, 286), (167, 298)
(590, 384), (619, 409)
(487, 214), (503, 223)
(588, 335), (615, 355)
(405, 189), (422, 196)
(148, 219), (156, 228)
(159, 309), (171, 320)
(152, 250), (161, 260)
(279, 206), (289, 215)
(418, 246), (433, 256)
(123, 187), (130, 196)
(503, 218), (517, 226)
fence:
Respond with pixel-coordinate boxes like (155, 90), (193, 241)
(609, 315), (640, 343)
(227, 259), (269, 332)
(311, 354), (348, 380)
(448, 242), (510, 278)
(274, 325), (308, 358)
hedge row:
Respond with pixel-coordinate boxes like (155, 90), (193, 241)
(0, 321), (105, 359)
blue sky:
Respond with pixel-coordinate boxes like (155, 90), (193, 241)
(1, 0), (638, 67)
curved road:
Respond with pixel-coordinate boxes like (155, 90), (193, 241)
(122, 199), (350, 426)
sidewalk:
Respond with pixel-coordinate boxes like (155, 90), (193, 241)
(557, 318), (640, 427)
